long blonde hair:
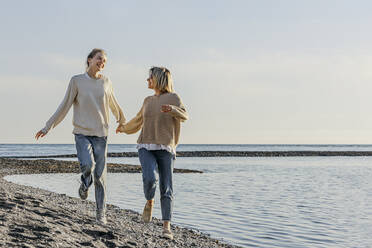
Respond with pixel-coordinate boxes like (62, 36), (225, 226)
(149, 67), (174, 93)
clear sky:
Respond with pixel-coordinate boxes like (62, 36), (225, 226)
(1, 0), (372, 144)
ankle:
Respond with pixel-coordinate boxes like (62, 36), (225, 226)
(147, 200), (154, 206)
(163, 221), (171, 230)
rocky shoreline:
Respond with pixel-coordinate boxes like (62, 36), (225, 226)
(0, 158), (237, 248)
(0, 158), (203, 174)
(3, 150), (372, 159)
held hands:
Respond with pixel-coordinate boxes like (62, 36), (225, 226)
(115, 105), (171, 135)
(35, 130), (46, 140)
(161, 105), (172, 113)
(116, 124), (124, 134)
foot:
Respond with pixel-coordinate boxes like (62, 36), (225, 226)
(78, 181), (88, 200)
(162, 228), (174, 240)
(142, 200), (154, 223)
(96, 209), (107, 225)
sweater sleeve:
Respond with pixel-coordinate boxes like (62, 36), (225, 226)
(108, 81), (126, 125)
(119, 104), (144, 134)
(169, 94), (188, 122)
(42, 78), (77, 134)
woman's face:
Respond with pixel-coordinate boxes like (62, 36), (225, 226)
(88, 52), (107, 72)
(147, 75), (155, 89)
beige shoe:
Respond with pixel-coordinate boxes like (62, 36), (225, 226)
(162, 229), (174, 240)
(142, 201), (153, 223)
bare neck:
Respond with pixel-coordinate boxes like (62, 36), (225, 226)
(87, 68), (100, 79)
(154, 89), (161, 96)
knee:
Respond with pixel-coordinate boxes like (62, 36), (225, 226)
(143, 176), (157, 187)
(161, 187), (173, 199)
(80, 161), (94, 173)
(94, 168), (105, 181)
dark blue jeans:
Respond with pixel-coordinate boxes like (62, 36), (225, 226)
(138, 148), (175, 221)
(75, 134), (107, 211)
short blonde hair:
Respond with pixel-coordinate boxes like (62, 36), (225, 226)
(149, 67), (174, 93)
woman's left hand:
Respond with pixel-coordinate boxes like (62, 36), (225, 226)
(116, 124), (124, 133)
(161, 105), (172, 113)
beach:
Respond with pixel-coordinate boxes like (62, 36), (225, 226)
(2, 145), (372, 247)
(0, 158), (238, 248)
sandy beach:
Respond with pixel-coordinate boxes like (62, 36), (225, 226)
(0, 158), (239, 248)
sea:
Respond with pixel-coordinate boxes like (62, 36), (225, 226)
(2, 144), (372, 248)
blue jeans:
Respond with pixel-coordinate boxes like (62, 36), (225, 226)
(138, 148), (175, 221)
(75, 134), (108, 211)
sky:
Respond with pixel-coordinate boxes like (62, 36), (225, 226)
(1, 0), (372, 144)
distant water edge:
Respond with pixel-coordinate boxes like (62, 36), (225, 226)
(1, 144), (372, 157)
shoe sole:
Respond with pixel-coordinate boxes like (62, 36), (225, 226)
(79, 184), (88, 200)
(79, 191), (88, 200)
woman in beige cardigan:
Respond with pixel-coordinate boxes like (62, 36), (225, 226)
(117, 67), (188, 239)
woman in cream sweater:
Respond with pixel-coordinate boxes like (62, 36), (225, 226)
(117, 67), (188, 239)
(35, 48), (126, 225)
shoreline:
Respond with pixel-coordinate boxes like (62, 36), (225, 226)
(3, 150), (372, 159)
(0, 158), (203, 174)
(0, 158), (237, 248)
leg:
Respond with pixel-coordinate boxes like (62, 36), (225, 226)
(90, 136), (108, 213)
(138, 148), (158, 201)
(139, 148), (158, 223)
(74, 134), (94, 188)
(155, 150), (174, 222)
(155, 150), (174, 239)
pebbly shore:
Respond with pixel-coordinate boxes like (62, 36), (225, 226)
(0, 158), (238, 248)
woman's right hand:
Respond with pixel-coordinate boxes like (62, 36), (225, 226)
(35, 130), (46, 140)
(161, 104), (172, 113)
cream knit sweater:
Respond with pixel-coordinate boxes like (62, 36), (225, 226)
(119, 92), (188, 149)
(42, 73), (126, 137)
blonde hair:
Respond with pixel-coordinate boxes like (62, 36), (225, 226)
(149, 67), (174, 93)
(86, 48), (106, 68)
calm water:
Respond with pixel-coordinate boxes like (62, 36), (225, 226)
(2, 144), (372, 157)
(5, 154), (372, 248)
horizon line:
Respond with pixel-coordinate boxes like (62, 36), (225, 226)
(1, 143), (372, 146)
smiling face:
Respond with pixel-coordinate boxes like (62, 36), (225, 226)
(87, 52), (107, 72)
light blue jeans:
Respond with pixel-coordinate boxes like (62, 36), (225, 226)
(75, 134), (108, 212)
(138, 148), (175, 221)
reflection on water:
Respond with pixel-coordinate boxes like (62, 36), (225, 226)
(5, 156), (372, 248)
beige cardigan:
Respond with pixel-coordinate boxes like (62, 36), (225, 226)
(119, 92), (188, 149)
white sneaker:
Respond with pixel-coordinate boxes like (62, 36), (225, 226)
(96, 209), (107, 225)
(162, 229), (174, 240)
